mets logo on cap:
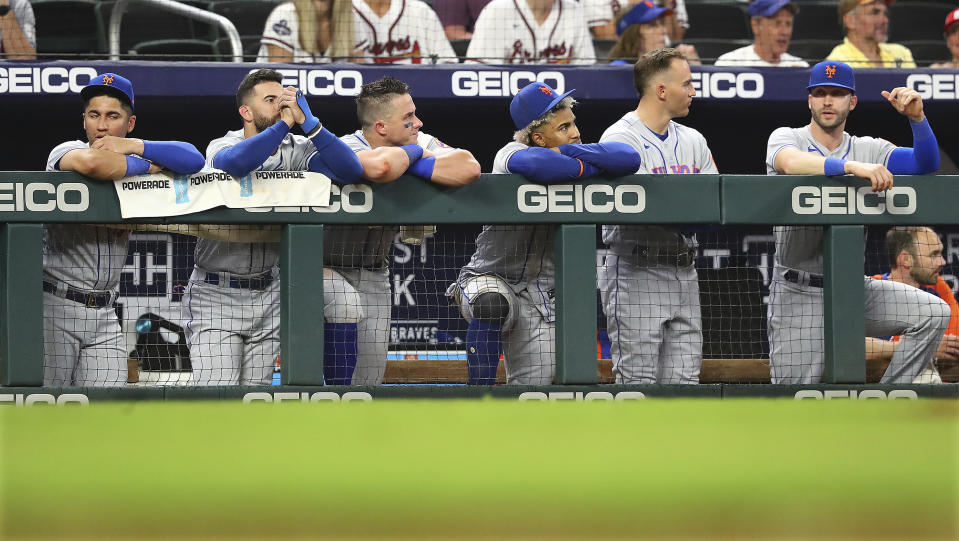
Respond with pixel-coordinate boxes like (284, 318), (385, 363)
(807, 60), (856, 93)
(80, 72), (136, 109)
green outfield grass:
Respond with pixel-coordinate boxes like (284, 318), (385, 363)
(2, 399), (957, 539)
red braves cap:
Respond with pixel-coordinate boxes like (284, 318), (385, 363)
(945, 7), (959, 33)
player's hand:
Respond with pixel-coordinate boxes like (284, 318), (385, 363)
(278, 86), (306, 125)
(881, 87), (924, 123)
(935, 335), (959, 361)
(91, 136), (142, 156)
(422, 148), (436, 159)
(845, 161), (894, 191)
(147, 162), (163, 174)
(279, 102), (296, 128)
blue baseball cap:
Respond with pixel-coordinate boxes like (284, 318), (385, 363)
(510, 82), (576, 130)
(747, 0), (798, 18)
(80, 73), (135, 109)
(807, 61), (856, 93)
(616, 1), (672, 36)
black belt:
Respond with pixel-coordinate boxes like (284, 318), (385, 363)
(783, 269), (823, 288)
(633, 245), (696, 267)
(42, 280), (113, 308)
(204, 271), (273, 290)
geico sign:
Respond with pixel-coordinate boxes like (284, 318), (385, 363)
(245, 183), (372, 213)
(452, 71), (564, 97)
(242, 391), (373, 403)
(794, 389), (918, 400)
(0, 393), (89, 406)
(0, 182), (89, 212)
(791, 186), (916, 215)
(519, 391), (646, 401)
(517, 184), (645, 213)
(691, 72), (764, 99)
(271, 69), (362, 96)
(0, 66), (97, 93)
(905, 73), (959, 100)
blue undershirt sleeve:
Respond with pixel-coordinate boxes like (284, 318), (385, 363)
(212, 121), (291, 178)
(507, 147), (601, 184)
(306, 127), (363, 184)
(557, 142), (642, 176)
(886, 118), (940, 175)
(141, 140), (205, 175)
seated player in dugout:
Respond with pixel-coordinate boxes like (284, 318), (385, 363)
(866, 226), (959, 384)
(449, 82), (640, 385)
(45, 73), (204, 387)
(183, 68), (363, 386)
(328, 76), (480, 386)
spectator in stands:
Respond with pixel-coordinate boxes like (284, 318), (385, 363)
(353, 0), (458, 63)
(465, 0), (597, 63)
(259, 0), (356, 62)
(866, 227), (959, 384)
(930, 7), (959, 69)
(826, 0), (915, 68)
(593, 0), (688, 41)
(714, 0), (807, 67)
(608, 1), (699, 65)
(435, 0), (491, 40)
(0, 0), (36, 60)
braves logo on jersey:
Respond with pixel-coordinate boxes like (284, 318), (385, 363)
(509, 40), (574, 64)
(363, 39), (424, 64)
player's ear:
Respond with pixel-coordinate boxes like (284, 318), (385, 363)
(530, 131), (545, 147)
(374, 120), (388, 137)
(127, 114), (136, 134)
(849, 94), (858, 110)
(238, 104), (253, 123)
(657, 83), (667, 100)
(897, 249), (912, 269)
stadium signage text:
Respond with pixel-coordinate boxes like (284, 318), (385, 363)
(517, 184), (645, 213)
(519, 391), (646, 401)
(451, 71), (565, 97)
(272, 68), (363, 96)
(242, 391), (373, 403)
(794, 389), (919, 400)
(0, 66), (97, 94)
(791, 186), (916, 215)
(691, 72), (764, 99)
(0, 182), (89, 212)
(0, 393), (89, 406)
(906, 73), (959, 100)
(245, 183), (372, 213)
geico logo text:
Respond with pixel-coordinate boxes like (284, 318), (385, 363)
(452, 71), (565, 97)
(692, 72), (764, 99)
(794, 389), (919, 400)
(269, 69), (363, 96)
(517, 184), (645, 213)
(791, 186), (916, 215)
(519, 391), (646, 401)
(242, 392), (373, 403)
(0, 67), (98, 93)
(0, 393), (89, 406)
(245, 183), (372, 213)
(906, 73), (959, 100)
(0, 182), (89, 212)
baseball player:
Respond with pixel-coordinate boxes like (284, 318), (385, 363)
(766, 60), (947, 384)
(450, 82), (641, 385)
(353, 0), (458, 63)
(182, 68), (363, 386)
(336, 76), (481, 385)
(465, 0), (597, 64)
(45, 73), (204, 386)
(866, 226), (959, 384)
(598, 48), (717, 384)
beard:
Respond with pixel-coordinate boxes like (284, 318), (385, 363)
(811, 107), (848, 132)
(910, 267), (939, 286)
(253, 110), (279, 133)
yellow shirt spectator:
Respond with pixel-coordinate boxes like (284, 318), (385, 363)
(827, 37), (916, 68)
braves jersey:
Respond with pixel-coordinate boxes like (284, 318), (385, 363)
(257, 2), (330, 63)
(599, 112), (717, 251)
(45, 140), (130, 291)
(353, 0), (457, 64)
(465, 0), (596, 64)
(766, 125), (896, 274)
(195, 129), (318, 275)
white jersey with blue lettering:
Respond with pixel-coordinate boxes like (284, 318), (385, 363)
(45, 140), (130, 291)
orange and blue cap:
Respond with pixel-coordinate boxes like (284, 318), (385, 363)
(510, 82), (575, 130)
(80, 73), (135, 110)
(807, 61), (856, 94)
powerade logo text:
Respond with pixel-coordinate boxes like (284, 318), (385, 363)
(691, 72), (764, 99)
(272, 69), (362, 96)
(517, 184), (645, 213)
(245, 183), (373, 213)
(0, 182), (89, 212)
(791, 186), (916, 215)
(452, 71), (565, 97)
(0, 67), (98, 93)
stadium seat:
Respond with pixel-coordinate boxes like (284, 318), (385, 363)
(96, 0), (216, 58)
(31, 0), (103, 58)
(209, 0), (282, 36)
(128, 38), (221, 61)
(888, 1), (953, 43)
(591, 38), (616, 61)
(790, 1), (843, 41)
(216, 35), (263, 61)
(684, 38), (752, 63)
(683, 2), (750, 40)
(787, 38), (836, 64)
(900, 39), (951, 66)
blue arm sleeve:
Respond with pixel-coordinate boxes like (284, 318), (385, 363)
(306, 127), (364, 184)
(141, 140), (205, 175)
(557, 142), (642, 176)
(507, 147), (601, 184)
(212, 121), (291, 178)
(886, 118), (940, 175)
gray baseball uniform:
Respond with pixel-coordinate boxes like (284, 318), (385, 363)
(43, 141), (129, 387)
(599, 112), (717, 384)
(183, 129), (360, 385)
(766, 126), (949, 383)
(448, 141), (556, 385)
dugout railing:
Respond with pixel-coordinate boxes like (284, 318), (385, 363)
(1, 172), (957, 399)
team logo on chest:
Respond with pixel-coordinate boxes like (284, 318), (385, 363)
(509, 40), (573, 64)
(361, 36), (424, 64)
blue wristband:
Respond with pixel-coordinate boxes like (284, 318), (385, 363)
(401, 144), (423, 164)
(823, 158), (846, 177)
(295, 90), (320, 134)
(408, 156), (435, 179)
(125, 155), (151, 176)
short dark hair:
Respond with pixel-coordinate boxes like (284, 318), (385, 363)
(236, 69), (283, 108)
(356, 76), (411, 128)
(82, 88), (133, 117)
(885, 226), (931, 269)
(633, 47), (687, 98)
